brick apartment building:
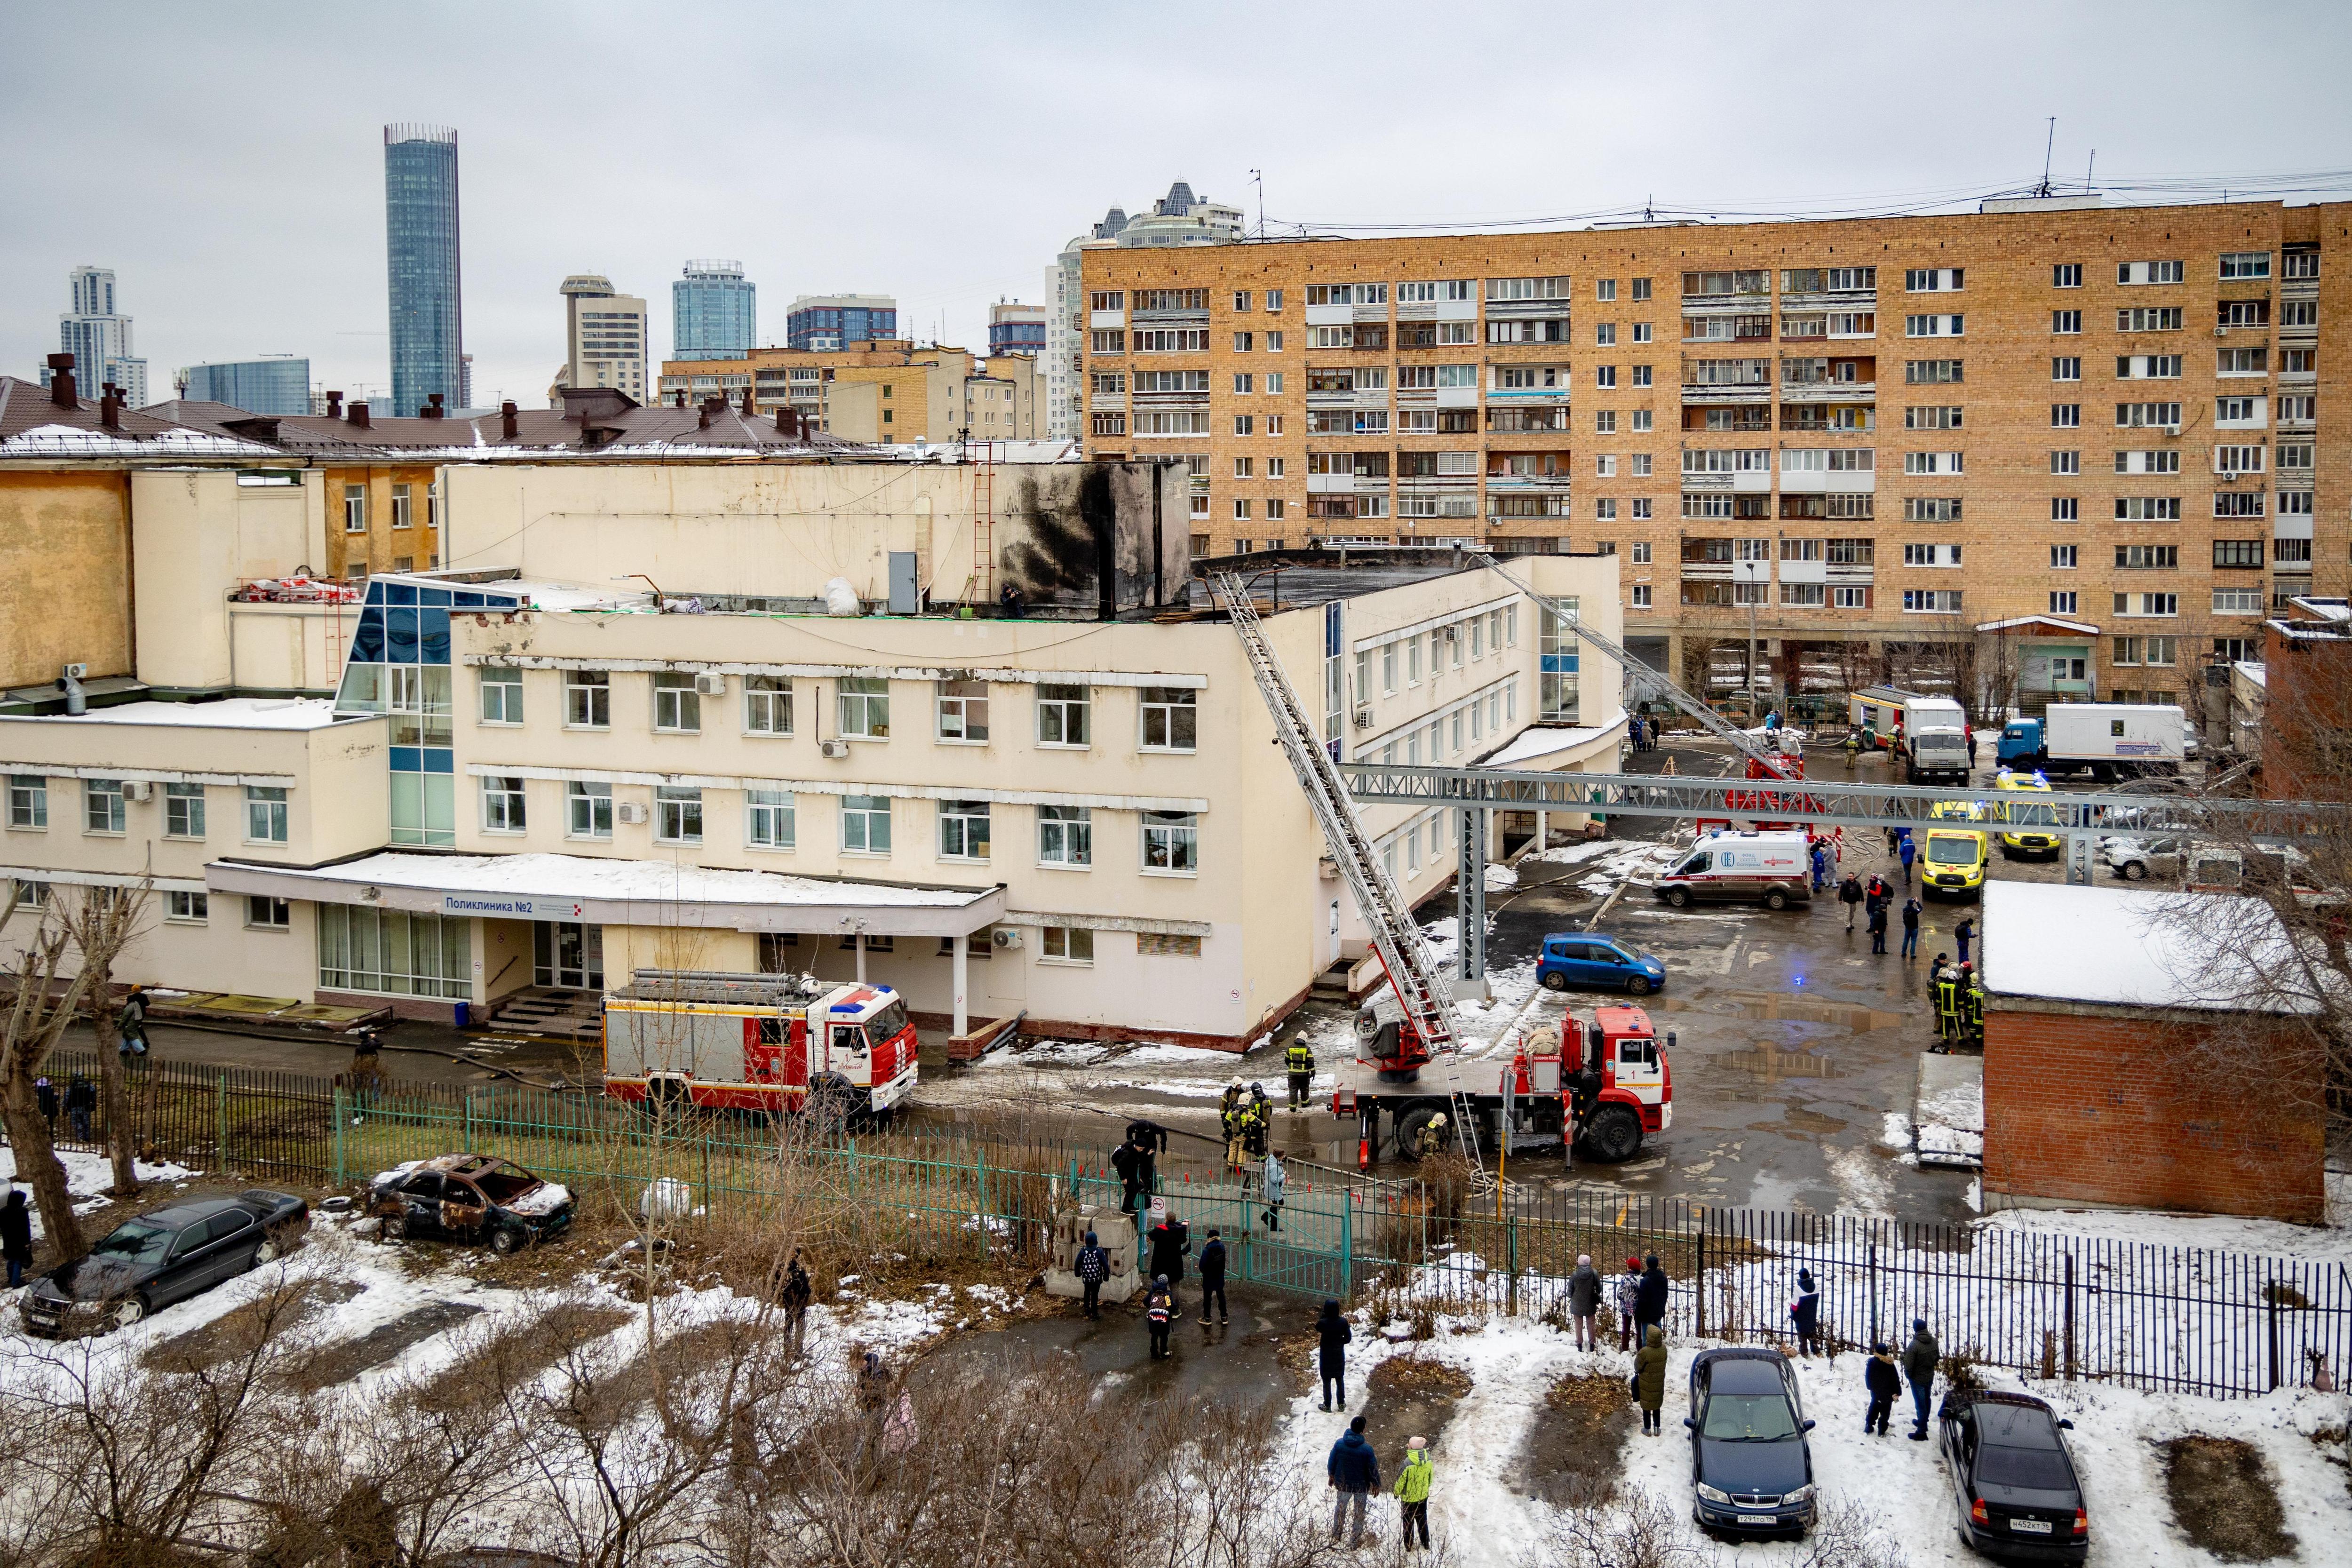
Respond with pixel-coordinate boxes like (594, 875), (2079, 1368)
(1078, 199), (2347, 707)
(2259, 595), (2351, 798)
(657, 343), (1040, 444)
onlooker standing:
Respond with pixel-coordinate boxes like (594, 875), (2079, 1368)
(1145, 1275), (1175, 1360)
(1198, 1227), (1229, 1325)
(1788, 1268), (1821, 1357)
(0, 1189), (31, 1289)
(1635, 1254), (1670, 1342)
(1635, 1325), (1668, 1434)
(1868, 900), (1890, 955)
(34, 1076), (57, 1131)
(1394, 1435), (1433, 1551)
(781, 1249), (813, 1352)
(1900, 896), (1923, 959)
(1567, 1254), (1602, 1351)
(1074, 1229), (1110, 1320)
(1316, 1298), (1354, 1411)
(1864, 1342), (1901, 1434)
(1955, 915), (1976, 965)
(1809, 842), (1829, 893)
(1898, 831), (1917, 888)
(1902, 1318), (1940, 1439)
(1838, 874), (1865, 931)
(1147, 1211), (1191, 1311)
(118, 984), (150, 1061)
(1327, 1415), (1380, 1548)
(1261, 1149), (1286, 1234)
(65, 1074), (95, 1143)
(1614, 1257), (1644, 1351)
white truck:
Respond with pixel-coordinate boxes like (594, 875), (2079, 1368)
(1994, 703), (2186, 781)
(1849, 687), (1973, 784)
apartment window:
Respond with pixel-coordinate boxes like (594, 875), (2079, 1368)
(565, 669), (611, 729)
(2051, 404), (2081, 429)
(481, 776), (526, 834)
(937, 799), (989, 860)
(2114, 497), (2182, 520)
(2219, 251), (2271, 280)
(1904, 360), (1963, 384)
(1089, 330), (1125, 355)
(1142, 811), (1199, 874)
(1631, 409), (1654, 432)
(2051, 498), (2079, 521)
(1630, 585), (1653, 608)
(1091, 413), (1128, 437)
(475, 667), (523, 725)
(6, 775), (46, 829)
(2114, 591), (2182, 616)
(652, 672), (701, 733)
(1904, 406), (1963, 430)
(163, 781), (206, 838)
(567, 780), (612, 839)
(1263, 374), (1285, 397)
(2275, 537), (2313, 563)
(1266, 498), (1287, 520)
(1902, 498), (1962, 522)
(2213, 491), (2266, 517)
(1594, 410), (1616, 434)
(2282, 250), (2320, 280)
(246, 896), (291, 931)
(2210, 589), (2261, 615)
(2049, 591), (2079, 615)
(2278, 489), (2314, 517)
(343, 484), (367, 533)
(1089, 291), (1124, 311)
(2050, 544), (2078, 567)
(84, 778), (126, 834)
(2117, 261), (2185, 285)
(2053, 263), (2082, 288)
(837, 677), (890, 738)
(2117, 354), (2183, 379)
(2212, 540), (2265, 569)
(1905, 268), (1963, 292)
(2278, 395), (2315, 422)
(841, 795), (890, 854)
(738, 674), (792, 736)
(1632, 322), (1654, 344)
(741, 788), (794, 851)
(1033, 684), (1092, 748)
(2117, 402), (2185, 428)
(1632, 365), (1653, 388)
(1903, 452), (1963, 475)
(2277, 441), (2314, 470)
(1906, 314), (1963, 337)
(165, 891), (208, 924)
(1594, 366), (1617, 389)
(2218, 347), (2268, 375)
(1233, 291), (1252, 311)
(1232, 333), (1253, 353)
(2052, 310), (2082, 334)
(655, 785), (703, 844)
(1901, 589), (1963, 613)
(1040, 926), (1094, 964)
(1595, 322), (1617, 346)
(1406, 637), (1422, 685)
(1140, 686), (1197, 751)
(2117, 449), (2183, 474)
(931, 678), (988, 742)
(1233, 373), (1253, 394)
(1623, 276), (1650, 302)
(2052, 357), (2081, 382)
(1902, 543), (1962, 567)
(1781, 583), (1826, 607)
(1038, 804), (1092, 867)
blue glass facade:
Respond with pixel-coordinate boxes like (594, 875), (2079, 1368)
(786, 302), (896, 350)
(672, 263), (755, 360)
(385, 124), (463, 417)
(989, 318), (1046, 355)
(183, 358), (311, 416)
(333, 577), (522, 846)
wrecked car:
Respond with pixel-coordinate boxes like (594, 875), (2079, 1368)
(366, 1154), (575, 1254)
(20, 1189), (310, 1336)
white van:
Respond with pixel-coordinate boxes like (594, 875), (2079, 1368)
(1653, 829), (1814, 910)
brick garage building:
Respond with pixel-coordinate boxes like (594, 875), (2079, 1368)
(1979, 880), (2325, 1223)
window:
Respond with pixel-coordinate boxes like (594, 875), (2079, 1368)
(2052, 310), (2082, 334)
(567, 780), (612, 839)
(2212, 540), (2264, 569)
(1630, 584), (1653, 608)
(1903, 452), (1963, 475)
(2277, 441), (2314, 470)
(1040, 926), (1094, 964)
(837, 677), (890, 738)
(938, 799), (989, 860)
(7, 775), (46, 829)
(390, 484), (413, 530)
(746, 788), (795, 850)
(476, 667), (523, 725)
(1265, 498), (1287, 520)
(1036, 684), (1090, 747)
(565, 669), (611, 729)
(734, 673), (792, 736)
(2116, 354), (2183, 379)
(825, 794), (887, 855)
(2275, 536), (2313, 563)
(1265, 333), (1285, 354)
(2051, 498), (2078, 521)
(1231, 334), (1253, 353)
(1780, 583), (1826, 607)
(481, 776), (525, 834)
(1090, 412), (1128, 437)
(2050, 544), (2078, 567)
(1232, 415), (1254, 437)
(163, 781), (205, 838)
(2282, 250), (2320, 280)
(2211, 588), (2262, 615)
(166, 891), (208, 924)
(1140, 686), (1197, 751)
(2117, 449), (2183, 474)
(2052, 357), (2081, 381)
(2219, 251), (2271, 280)
(2278, 395), (2314, 423)
(1901, 589), (1963, 613)
(1142, 811), (1198, 874)
(2218, 347), (2268, 375)
(1904, 359), (1963, 384)
(1632, 409), (1654, 431)
(246, 895), (291, 931)
(1904, 497), (1963, 522)
(2213, 491), (2265, 517)
(1905, 314), (1963, 337)
(1902, 543), (1963, 567)
(655, 785), (703, 845)
(343, 484), (367, 533)
(1594, 366), (1617, 388)
(79, 778), (127, 834)
(2118, 261), (2185, 285)
(652, 672), (701, 733)
(2114, 497), (2182, 520)
(2049, 591), (2078, 614)
(1905, 268), (1963, 292)
(2114, 592), (2181, 616)
(2114, 543), (2179, 569)
(1089, 330), (1125, 355)
(1632, 364), (1653, 388)
(2051, 404), (2081, 429)
(2053, 263), (2082, 288)
(2278, 489), (2314, 517)
(2117, 402), (2184, 428)
(1232, 372), (1253, 394)
(1038, 804), (1092, 867)
(1595, 322), (1617, 346)
(1904, 406), (1963, 430)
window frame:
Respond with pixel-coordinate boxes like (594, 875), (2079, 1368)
(566, 780), (612, 840)
(478, 667), (524, 725)
(83, 778), (126, 836)
(654, 785), (704, 846)
(745, 788), (796, 851)
(1037, 804), (1094, 868)
(938, 798), (991, 862)
(651, 671), (702, 734)
(935, 678), (989, 744)
(1141, 810), (1199, 876)
(481, 775), (527, 835)
(1035, 684), (1092, 749)
(6, 774), (47, 830)
(564, 669), (612, 730)
(840, 794), (891, 855)
(162, 781), (206, 839)
(836, 677), (891, 740)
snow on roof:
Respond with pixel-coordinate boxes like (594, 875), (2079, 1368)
(2287, 597), (2349, 623)
(2233, 661), (2267, 689)
(1981, 881), (2313, 1013)
(246, 851), (992, 911)
(3, 697), (354, 731)
(0, 422), (281, 458)
(1479, 708), (1629, 769)
(1972, 614), (2101, 637)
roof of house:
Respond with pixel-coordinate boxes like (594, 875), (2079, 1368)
(1981, 881), (2315, 1014)
(0, 378), (279, 455)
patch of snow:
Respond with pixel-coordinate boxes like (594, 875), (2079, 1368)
(1483, 862), (1519, 892)
(507, 1181), (572, 1218)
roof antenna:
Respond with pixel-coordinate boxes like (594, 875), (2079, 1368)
(1250, 168), (1264, 239)
(2035, 116), (2056, 199)
(1643, 193), (1655, 223)
(2085, 149), (2096, 193)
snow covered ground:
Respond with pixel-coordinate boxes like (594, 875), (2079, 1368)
(0, 1146), (200, 1241)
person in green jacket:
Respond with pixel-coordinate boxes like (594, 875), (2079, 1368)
(1635, 1324), (1669, 1434)
(1394, 1435), (1434, 1552)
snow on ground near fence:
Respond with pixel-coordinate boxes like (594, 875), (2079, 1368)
(0, 1147), (199, 1242)
(1277, 1308), (2352, 1568)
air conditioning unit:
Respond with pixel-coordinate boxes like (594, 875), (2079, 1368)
(1351, 703), (1374, 729)
(990, 926), (1023, 950)
(616, 801), (650, 825)
(123, 780), (153, 803)
(818, 737), (851, 759)
(693, 671), (726, 697)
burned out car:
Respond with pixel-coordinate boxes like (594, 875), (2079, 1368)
(20, 1189), (309, 1336)
(366, 1154), (575, 1254)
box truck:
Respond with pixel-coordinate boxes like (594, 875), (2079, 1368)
(1995, 703), (2186, 781)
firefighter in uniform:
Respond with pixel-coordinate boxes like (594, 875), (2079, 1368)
(1219, 1081), (1245, 1167)
(1960, 963), (1986, 1048)
(1285, 1036), (1315, 1111)
(1932, 959), (1961, 1051)
(1241, 1087), (1270, 1160)
(1414, 1111), (1449, 1160)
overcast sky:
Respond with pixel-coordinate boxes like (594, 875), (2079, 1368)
(6, 0), (2349, 412)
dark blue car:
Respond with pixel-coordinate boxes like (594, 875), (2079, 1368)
(1537, 932), (1665, 995)
(1685, 1348), (1817, 1537)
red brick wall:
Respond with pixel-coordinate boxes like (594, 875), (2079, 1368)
(2261, 621), (2352, 802)
(1983, 1006), (2325, 1223)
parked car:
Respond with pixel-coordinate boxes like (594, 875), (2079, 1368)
(19, 1189), (310, 1336)
(1685, 1348), (1817, 1538)
(1653, 830), (1814, 911)
(1936, 1390), (2090, 1560)
(366, 1154), (576, 1254)
(2102, 835), (2187, 882)
(1537, 932), (1666, 995)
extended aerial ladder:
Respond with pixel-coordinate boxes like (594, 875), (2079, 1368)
(1207, 571), (1489, 1170)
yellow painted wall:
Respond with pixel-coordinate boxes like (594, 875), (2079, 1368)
(0, 470), (132, 689)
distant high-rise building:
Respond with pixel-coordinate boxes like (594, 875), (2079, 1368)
(42, 265), (148, 407)
(673, 260), (756, 361)
(1045, 181), (1239, 439)
(560, 275), (649, 402)
(384, 123), (464, 416)
(179, 357), (311, 415)
(987, 301), (1047, 358)
(786, 293), (898, 351)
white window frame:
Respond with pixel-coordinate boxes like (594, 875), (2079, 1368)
(566, 780), (612, 840)
(935, 679), (989, 743)
(837, 677), (891, 739)
(163, 781), (206, 839)
(655, 785), (704, 845)
(841, 794), (891, 855)
(242, 785), (288, 844)
(565, 669), (611, 730)
(743, 674), (794, 736)
(938, 799), (990, 861)
(1141, 811), (1199, 876)
(1036, 684), (1091, 748)
(746, 788), (795, 851)
(652, 672), (702, 733)
(481, 776), (526, 835)
(1039, 926), (1094, 965)
(1038, 804), (1093, 868)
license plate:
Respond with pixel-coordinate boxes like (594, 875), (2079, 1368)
(2009, 1519), (2052, 1534)
(1737, 1515), (1776, 1527)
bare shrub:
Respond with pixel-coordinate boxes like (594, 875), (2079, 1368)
(1526, 1484), (1720, 1568)
(1796, 1498), (1910, 1568)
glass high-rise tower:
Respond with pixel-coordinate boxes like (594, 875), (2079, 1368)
(384, 124), (463, 416)
(672, 260), (755, 361)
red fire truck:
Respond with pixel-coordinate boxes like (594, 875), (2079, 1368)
(603, 970), (919, 1122)
(1334, 1001), (1672, 1164)
(1695, 732), (1822, 837)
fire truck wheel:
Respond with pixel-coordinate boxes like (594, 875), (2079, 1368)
(1580, 1104), (1643, 1163)
(1541, 971), (1570, 992)
(1625, 975), (1653, 996)
(1392, 1103), (1446, 1162)
(1663, 888), (1692, 909)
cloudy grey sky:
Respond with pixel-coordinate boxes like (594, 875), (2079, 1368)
(6, 0), (2349, 411)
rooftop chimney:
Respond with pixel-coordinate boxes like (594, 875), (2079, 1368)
(698, 402), (712, 430)
(739, 386), (755, 416)
(45, 353), (76, 408)
(98, 383), (121, 430)
(422, 392), (445, 420)
(349, 401), (371, 429)
(774, 406), (794, 437)
(325, 390), (343, 418)
(501, 400), (519, 440)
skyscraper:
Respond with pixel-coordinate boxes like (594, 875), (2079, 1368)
(673, 260), (756, 361)
(987, 301), (1047, 357)
(384, 123), (463, 416)
(42, 265), (148, 407)
(560, 275), (649, 402)
(1044, 182), (1240, 440)
(785, 294), (897, 351)
(179, 357), (311, 415)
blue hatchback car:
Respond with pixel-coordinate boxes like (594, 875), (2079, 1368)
(1685, 1348), (1818, 1538)
(1536, 932), (1666, 995)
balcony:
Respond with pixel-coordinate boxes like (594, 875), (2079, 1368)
(1684, 407), (1772, 433)
(1485, 384), (1571, 406)
(1396, 384), (1480, 410)
(1484, 472), (1574, 495)
(1485, 407), (1569, 434)
(1395, 296), (1478, 324)
(1305, 303), (1353, 327)
(1086, 391), (1128, 413)
(1089, 308), (1126, 329)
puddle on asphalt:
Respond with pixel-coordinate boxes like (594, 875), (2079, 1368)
(1651, 992), (1905, 1031)
(1723, 1047), (1847, 1081)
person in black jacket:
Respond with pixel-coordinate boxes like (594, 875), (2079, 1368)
(1074, 1230), (1110, 1320)
(0, 1189), (32, 1289)
(1316, 1298), (1354, 1411)
(1788, 1268), (1821, 1357)
(1634, 1254), (1669, 1339)
(64, 1075), (95, 1143)
(1863, 1342), (1902, 1434)
(1147, 1211), (1191, 1312)
(1838, 873), (1864, 931)
(1111, 1136), (1156, 1236)
(1867, 899), (1890, 955)
(781, 1249), (813, 1353)
(34, 1077), (57, 1131)
(1197, 1227), (1228, 1325)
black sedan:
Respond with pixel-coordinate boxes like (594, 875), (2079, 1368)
(1685, 1348), (1818, 1537)
(1938, 1391), (2090, 1560)
(19, 1189), (309, 1337)
(366, 1154), (575, 1254)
